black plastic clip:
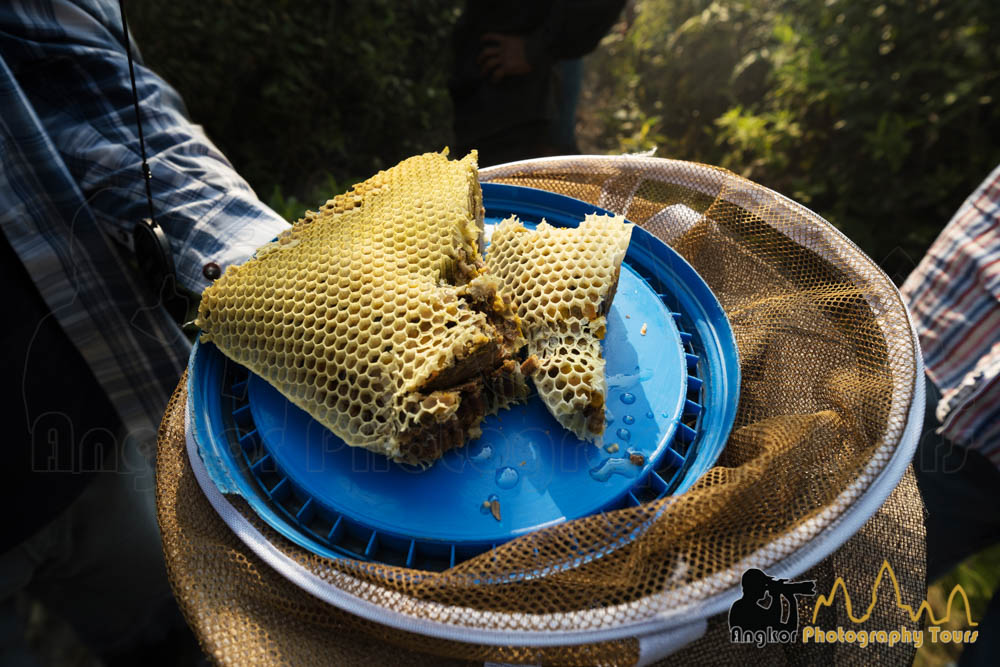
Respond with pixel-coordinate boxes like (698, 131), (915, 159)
(133, 218), (190, 323)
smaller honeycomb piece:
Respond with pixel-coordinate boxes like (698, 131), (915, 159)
(486, 214), (634, 440)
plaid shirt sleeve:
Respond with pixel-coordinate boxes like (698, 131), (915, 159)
(0, 0), (290, 438)
(901, 164), (1000, 467)
(2, 0), (290, 294)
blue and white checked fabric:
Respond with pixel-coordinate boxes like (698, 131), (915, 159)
(0, 0), (289, 440)
(902, 163), (1000, 467)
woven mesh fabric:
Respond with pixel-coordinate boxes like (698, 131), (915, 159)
(157, 376), (639, 666)
(157, 156), (925, 665)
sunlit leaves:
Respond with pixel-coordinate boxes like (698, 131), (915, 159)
(583, 0), (1000, 279)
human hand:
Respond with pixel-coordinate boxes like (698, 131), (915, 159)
(478, 33), (532, 83)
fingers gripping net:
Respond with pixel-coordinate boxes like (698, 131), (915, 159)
(159, 156), (919, 664)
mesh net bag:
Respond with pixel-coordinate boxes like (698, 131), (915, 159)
(156, 156), (926, 665)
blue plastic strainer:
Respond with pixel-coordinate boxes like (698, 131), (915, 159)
(188, 183), (739, 571)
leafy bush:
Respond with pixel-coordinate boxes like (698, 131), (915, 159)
(131, 1), (462, 215)
(132, 1), (1000, 275)
(583, 0), (1000, 279)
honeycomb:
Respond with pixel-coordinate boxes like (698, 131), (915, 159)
(196, 151), (527, 465)
(486, 214), (633, 441)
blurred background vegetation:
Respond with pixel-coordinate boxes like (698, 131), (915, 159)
(132, 0), (999, 281)
(579, 0), (1000, 281)
(131, 0), (462, 222)
(125, 2), (997, 665)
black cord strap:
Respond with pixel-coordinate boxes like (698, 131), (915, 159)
(117, 0), (190, 324)
(118, 0), (156, 225)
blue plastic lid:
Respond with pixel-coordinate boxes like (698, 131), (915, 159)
(188, 183), (740, 570)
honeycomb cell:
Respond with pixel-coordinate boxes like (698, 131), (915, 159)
(486, 214), (633, 441)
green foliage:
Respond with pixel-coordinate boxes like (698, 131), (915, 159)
(585, 0), (1000, 278)
(130, 1), (462, 214)
(917, 544), (1000, 666)
(265, 172), (356, 223)
(130, 1), (1000, 273)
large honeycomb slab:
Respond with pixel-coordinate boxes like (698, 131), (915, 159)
(486, 214), (634, 440)
(197, 151), (527, 465)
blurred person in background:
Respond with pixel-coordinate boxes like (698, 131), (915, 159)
(552, 58), (585, 155)
(905, 163), (1000, 666)
(0, 0), (287, 662)
(450, 0), (626, 167)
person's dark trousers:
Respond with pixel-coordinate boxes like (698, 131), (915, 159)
(915, 375), (1000, 665)
(0, 232), (200, 663)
